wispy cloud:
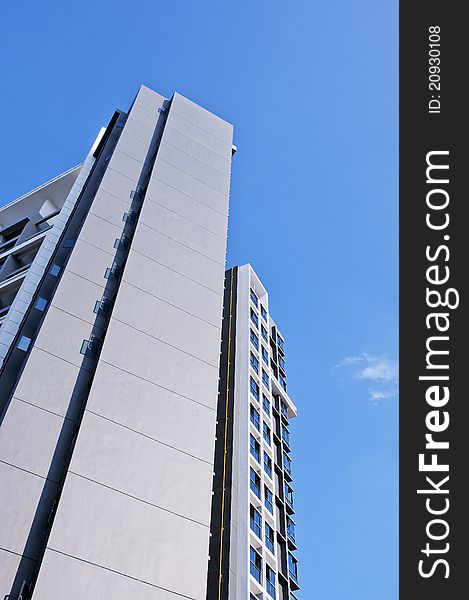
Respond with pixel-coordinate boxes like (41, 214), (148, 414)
(336, 353), (398, 403)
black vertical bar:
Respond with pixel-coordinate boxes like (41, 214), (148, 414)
(400, 4), (466, 598)
(207, 267), (238, 600)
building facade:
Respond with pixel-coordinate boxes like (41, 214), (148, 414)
(0, 86), (298, 600)
(207, 265), (299, 600)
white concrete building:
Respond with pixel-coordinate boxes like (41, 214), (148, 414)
(207, 265), (299, 600)
(0, 86), (298, 600)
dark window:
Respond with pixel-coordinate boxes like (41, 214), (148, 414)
(261, 325), (268, 342)
(250, 377), (259, 402)
(265, 522), (275, 554)
(282, 425), (291, 446)
(17, 336), (31, 352)
(264, 486), (273, 513)
(34, 297), (47, 312)
(250, 504), (262, 538)
(261, 304), (267, 321)
(280, 399), (289, 418)
(250, 468), (261, 498)
(250, 288), (259, 308)
(266, 565), (276, 597)
(262, 369), (269, 388)
(250, 434), (260, 463)
(262, 346), (269, 365)
(264, 452), (272, 478)
(280, 375), (287, 391)
(277, 335), (285, 352)
(250, 308), (259, 328)
(250, 329), (259, 350)
(250, 546), (262, 583)
(287, 517), (296, 543)
(288, 553), (298, 582)
(250, 352), (259, 374)
(250, 405), (260, 430)
(283, 452), (292, 476)
(262, 394), (271, 416)
(263, 422), (271, 446)
(285, 483), (294, 507)
(49, 264), (61, 277)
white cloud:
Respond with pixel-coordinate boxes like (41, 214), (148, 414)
(336, 352), (398, 403)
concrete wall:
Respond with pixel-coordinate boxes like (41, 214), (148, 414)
(30, 88), (233, 600)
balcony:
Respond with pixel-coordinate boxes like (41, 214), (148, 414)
(283, 453), (292, 479)
(286, 518), (297, 550)
(281, 426), (291, 450)
(250, 288), (259, 308)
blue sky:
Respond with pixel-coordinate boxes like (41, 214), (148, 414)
(0, 1), (398, 598)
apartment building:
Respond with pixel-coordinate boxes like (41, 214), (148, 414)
(207, 265), (299, 600)
(0, 85), (298, 600)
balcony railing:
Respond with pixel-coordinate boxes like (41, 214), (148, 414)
(266, 579), (276, 598)
(250, 562), (262, 584)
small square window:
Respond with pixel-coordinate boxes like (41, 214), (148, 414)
(34, 297), (47, 312)
(17, 336), (31, 352)
(49, 264), (61, 277)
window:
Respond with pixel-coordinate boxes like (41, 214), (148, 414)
(250, 288), (258, 307)
(17, 336), (31, 352)
(278, 355), (286, 371)
(250, 308), (259, 328)
(250, 377), (259, 402)
(34, 297), (47, 312)
(250, 405), (260, 431)
(287, 517), (296, 543)
(250, 504), (262, 538)
(266, 565), (276, 598)
(250, 352), (259, 375)
(280, 375), (287, 391)
(104, 262), (121, 279)
(262, 394), (271, 416)
(264, 452), (272, 478)
(283, 452), (292, 476)
(262, 369), (269, 389)
(261, 304), (267, 321)
(288, 553), (298, 582)
(250, 434), (260, 463)
(49, 264), (61, 277)
(277, 335), (285, 352)
(281, 425), (291, 447)
(280, 399), (289, 419)
(285, 483), (294, 507)
(263, 422), (271, 446)
(264, 485), (273, 513)
(63, 238), (75, 248)
(250, 468), (261, 498)
(262, 346), (269, 365)
(250, 546), (262, 583)
(265, 522), (275, 554)
(250, 329), (259, 350)
(261, 325), (268, 342)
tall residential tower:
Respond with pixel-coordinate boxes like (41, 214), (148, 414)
(0, 86), (299, 600)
